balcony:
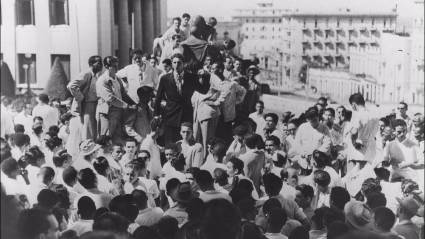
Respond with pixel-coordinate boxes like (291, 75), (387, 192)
(348, 41), (357, 47)
(370, 41), (379, 47)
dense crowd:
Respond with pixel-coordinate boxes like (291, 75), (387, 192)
(0, 13), (424, 239)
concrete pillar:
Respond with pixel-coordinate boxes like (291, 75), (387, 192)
(153, 0), (161, 37)
(133, 0), (143, 50)
(117, 0), (130, 67)
(142, 0), (155, 54)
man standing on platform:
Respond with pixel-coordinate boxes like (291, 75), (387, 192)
(68, 56), (103, 141)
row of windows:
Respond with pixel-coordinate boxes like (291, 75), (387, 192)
(15, 0), (69, 26)
(14, 53), (70, 85)
(243, 18), (282, 23)
(245, 35), (283, 39)
(245, 26), (282, 32)
(303, 18), (393, 28)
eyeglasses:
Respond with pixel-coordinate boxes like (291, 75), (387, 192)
(397, 107), (406, 110)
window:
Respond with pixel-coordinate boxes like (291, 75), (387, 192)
(303, 19), (306, 27)
(361, 18), (364, 23)
(279, 18), (282, 23)
(18, 54), (36, 85)
(372, 18), (375, 26)
(384, 19), (387, 27)
(349, 18), (353, 26)
(16, 0), (35, 25)
(51, 54), (70, 81)
(314, 19), (318, 27)
(337, 18), (340, 27)
(49, 0), (69, 25)
(272, 18), (275, 23)
(287, 31), (291, 36)
(246, 19), (249, 23)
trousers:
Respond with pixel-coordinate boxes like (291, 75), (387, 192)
(98, 106), (123, 144)
(80, 102), (97, 141)
(194, 117), (218, 157)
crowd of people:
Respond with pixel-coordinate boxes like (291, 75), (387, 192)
(0, 13), (424, 239)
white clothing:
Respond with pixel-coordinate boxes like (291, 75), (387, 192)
(14, 111), (33, 134)
(1, 105), (14, 137)
(135, 207), (164, 227)
(32, 104), (60, 130)
(140, 133), (162, 179)
(68, 219), (93, 236)
(249, 112), (266, 137)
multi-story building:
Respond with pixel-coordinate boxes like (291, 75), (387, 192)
(282, 9), (397, 85)
(1, 0), (166, 91)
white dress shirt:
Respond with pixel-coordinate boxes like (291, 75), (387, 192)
(32, 104), (60, 130)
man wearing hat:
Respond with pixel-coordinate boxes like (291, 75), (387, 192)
(344, 200), (375, 232)
(164, 182), (197, 227)
(394, 197), (421, 239)
(72, 139), (101, 171)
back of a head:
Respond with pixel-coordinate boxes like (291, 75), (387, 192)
(311, 207), (328, 230)
(373, 206), (395, 232)
(38, 94), (49, 104)
(78, 168), (97, 190)
(312, 150), (329, 168)
(327, 221), (349, 239)
(13, 133), (30, 148)
(38, 166), (56, 185)
(132, 189), (148, 209)
(201, 199), (241, 239)
(244, 134), (259, 149)
(213, 168), (229, 186)
(37, 189), (59, 209)
(186, 198), (205, 221)
(212, 142), (226, 162)
(17, 208), (52, 239)
(263, 198), (282, 216)
(157, 216), (179, 239)
(268, 208), (287, 232)
(133, 226), (161, 239)
(194, 170), (214, 190)
(313, 170), (331, 188)
(236, 197), (256, 219)
(330, 186), (351, 211)
(78, 196), (96, 220)
(366, 192), (387, 210)
(62, 166), (78, 187)
(1, 157), (18, 176)
(92, 212), (129, 234)
(323, 207), (345, 228)
(349, 93), (365, 106)
(79, 230), (122, 239)
(361, 178), (382, 198)
(263, 173), (283, 196)
(233, 125), (248, 137)
(289, 226), (309, 239)
(93, 156), (109, 176)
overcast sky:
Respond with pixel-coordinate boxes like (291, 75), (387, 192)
(167, 0), (421, 20)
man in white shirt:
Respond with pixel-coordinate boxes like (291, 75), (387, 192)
(249, 101), (266, 137)
(161, 17), (187, 48)
(384, 119), (418, 181)
(120, 138), (138, 170)
(263, 113), (284, 142)
(180, 13), (191, 40)
(0, 158), (28, 196)
(195, 170), (232, 202)
(27, 166), (55, 207)
(29, 117), (46, 150)
(0, 96), (14, 138)
(133, 189), (164, 227)
(32, 94), (60, 130)
(11, 133), (31, 161)
(116, 50), (159, 103)
(396, 102), (412, 133)
(201, 141), (227, 176)
(74, 168), (112, 209)
(72, 139), (101, 172)
(14, 102), (34, 134)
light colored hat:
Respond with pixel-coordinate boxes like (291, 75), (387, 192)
(344, 201), (374, 231)
(246, 65), (260, 75)
(396, 196), (420, 216)
(79, 139), (101, 156)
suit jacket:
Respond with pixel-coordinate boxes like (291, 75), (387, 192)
(96, 72), (135, 115)
(68, 70), (97, 113)
(154, 71), (199, 127)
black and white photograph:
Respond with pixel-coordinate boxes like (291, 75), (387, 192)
(0, 0), (424, 238)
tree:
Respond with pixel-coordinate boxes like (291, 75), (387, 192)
(45, 57), (71, 101)
(0, 61), (16, 97)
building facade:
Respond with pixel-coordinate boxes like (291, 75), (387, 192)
(281, 9), (397, 85)
(1, 0), (166, 91)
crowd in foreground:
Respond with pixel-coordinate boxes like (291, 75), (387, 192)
(1, 13), (424, 239)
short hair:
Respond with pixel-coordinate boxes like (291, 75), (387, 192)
(33, 116), (43, 122)
(330, 186), (350, 210)
(38, 166), (55, 185)
(59, 112), (73, 124)
(295, 184), (314, 199)
(171, 153), (186, 171)
(165, 142), (179, 152)
(393, 119), (407, 128)
(349, 93), (365, 106)
(327, 221), (349, 239)
(212, 142), (226, 162)
(399, 101), (408, 110)
(131, 49), (143, 58)
(313, 170), (331, 188)
(139, 149), (151, 158)
(228, 157), (244, 174)
(233, 125), (248, 137)
(171, 53), (184, 61)
(263, 198), (282, 216)
(311, 207), (327, 229)
(133, 226), (161, 239)
(186, 198), (205, 221)
(213, 168), (229, 186)
(324, 108), (335, 117)
(38, 94), (49, 104)
(77, 196), (96, 219)
(77, 168), (97, 189)
(137, 86), (154, 100)
(45, 136), (62, 151)
(312, 150), (330, 168)
(124, 137), (138, 145)
(13, 133), (30, 147)
(366, 192), (387, 210)
(157, 216), (179, 239)
(95, 135), (111, 147)
(194, 170), (214, 189)
(14, 124), (25, 133)
(62, 166), (78, 187)
(265, 135), (280, 147)
(172, 17), (182, 23)
(263, 173), (283, 196)
(132, 189), (148, 209)
(37, 189), (59, 209)
(182, 13), (191, 19)
(361, 178), (382, 197)
(88, 55), (102, 66)
(208, 17), (217, 26)
(268, 208), (287, 231)
(244, 134), (259, 149)
(92, 212), (129, 233)
(237, 197), (256, 218)
(374, 206), (396, 231)
(289, 226), (309, 239)
(17, 208), (52, 239)
(318, 97), (328, 105)
(374, 167), (390, 182)
(201, 199), (241, 239)
(93, 156), (109, 176)
(103, 56), (119, 68)
(264, 113), (279, 124)
(305, 107), (319, 120)
(166, 178), (181, 195)
(323, 207), (345, 227)
(181, 122), (193, 129)
(162, 58), (172, 66)
(25, 146), (45, 166)
(256, 100), (264, 107)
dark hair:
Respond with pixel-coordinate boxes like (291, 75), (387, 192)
(17, 208), (52, 239)
(295, 184), (314, 199)
(263, 198), (282, 216)
(78, 168), (97, 189)
(14, 124), (25, 133)
(182, 13), (190, 19)
(399, 101), (408, 110)
(25, 146), (45, 166)
(349, 93), (365, 106)
(13, 133), (30, 147)
(162, 58), (172, 66)
(233, 125), (248, 137)
(38, 94), (49, 104)
(93, 207), (109, 220)
(132, 189), (148, 209)
(374, 167), (390, 182)
(131, 49), (143, 58)
(172, 17), (182, 23)
(95, 135), (111, 147)
(213, 168), (229, 186)
(305, 107), (319, 120)
(263, 173), (283, 196)
(181, 121), (193, 129)
(268, 208), (287, 232)
(103, 56), (119, 68)
(327, 221), (349, 239)
(124, 137), (138, 145)
(1, 158), (18, 176)
(52, 150), (70, 168)
(393, 118), (407, 128)
(201, 199), (241, 239)
(323, 207), (345, 227)
(324, 107), (335, 117)
(93, 156), (109, 176)
(38, 166), (55, 185)
(171, 153), (186, 171)
(137, 86), (154, 100)
(36, 189), (59, 209)
(311, 207), (327, 229)
(171, 53), (184, 61)
(194, 170), (214, 190)
(211, 142), (226, 163)
(256, 100), (264, 107)
(264, 113), (279, 124)
(265, 135), (280, 147)
(45, 136), (62, 151)
(208, 17), (217, 26)
(93, 212), (129, 233)
(133, 226), (161, 239)
(374, 206), (395, 232)
(187, 198), (205, 221)
(157, 216), (179, 238)
(166, 178), (181, 195)
(228, 157), (244, 175)
(312, 150), (330, 168)
(33, 116), (43, 122)
(244, 134), (259, 149)
(47, 125), (60, 137)
(62, 166), (78, 187)
(313, 170), (331, 188)
(318, 97), (328, 105)
(88, 55), (102, 66)
(150, 117), (162, 131)
(289, 226), (309, 239)
(361, 178), (382, 197)
(330, 186), (350, 210)
(60, 112), (73, 124)
(366, 192), (387, 210)
(236, 197), (256, 219)
(50, 184), (71, 210)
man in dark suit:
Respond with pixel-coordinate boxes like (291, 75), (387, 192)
(96, 56), (136, 144)
(154, 53), (199, 145)
(67, 55), (103, 141)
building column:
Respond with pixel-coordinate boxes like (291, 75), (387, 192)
(142, 0), (155, 54)
(153, 0), (161, 37)
(133, 0), (143, 50)
(117, 0), (130, 67)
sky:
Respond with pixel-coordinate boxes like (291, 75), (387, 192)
(167, 0), (421, 21)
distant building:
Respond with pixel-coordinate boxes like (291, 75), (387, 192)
(282, 9), (397, 85)
(1, 0), (166, 91)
